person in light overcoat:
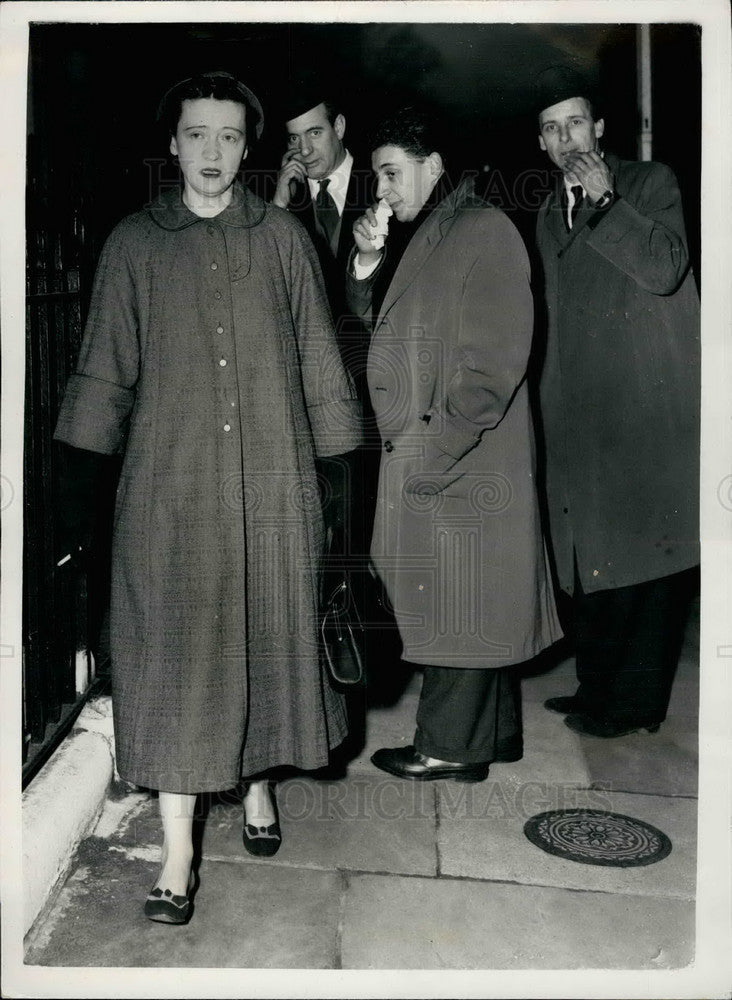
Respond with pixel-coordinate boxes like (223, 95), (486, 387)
(346, 107), (562, 782)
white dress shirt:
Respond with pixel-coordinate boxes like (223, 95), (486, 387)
(307, 150), (353, 217)
(564, 179), (586, 230)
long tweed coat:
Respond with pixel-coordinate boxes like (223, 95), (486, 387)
(346, 179), (562, 668)
(55, 184), (362, 793)
(536, 153), (700, 595)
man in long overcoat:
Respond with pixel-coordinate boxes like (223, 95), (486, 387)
(347, 107), (562, 781)
(533, 67), (700, 738)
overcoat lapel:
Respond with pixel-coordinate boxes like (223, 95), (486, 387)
(376, 184), (464, 328)
(557, 194), (596, 256)
(543, 156), (620, 257)
(540, 178), (568, 250)
(376, 228), (441, 327)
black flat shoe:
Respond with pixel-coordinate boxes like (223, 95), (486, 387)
(144, 870), (196, 925)
(544, 695), (584, 715)
(242, 782), (282, 857)
(370, 745), (490, 782)
(564, 713), (661, 738)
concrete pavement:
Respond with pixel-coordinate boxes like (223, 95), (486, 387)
(24, 598), (699, 974)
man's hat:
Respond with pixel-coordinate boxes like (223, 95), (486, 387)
(157, 71), (265, 141)
(277, 72), (344, 125)
(532, 64), (601, 119)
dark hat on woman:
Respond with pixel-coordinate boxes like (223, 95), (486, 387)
(157, 71), (265, 142)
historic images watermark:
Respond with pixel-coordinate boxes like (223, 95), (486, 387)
(142, 160), (557, 215)
(123, 776), (614, 828)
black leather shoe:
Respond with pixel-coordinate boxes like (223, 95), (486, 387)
(370, 745), (490, 782)
(242, 782), (282, 857)
(564, 713), (661, 738)
(144, 870), (196, 925)
(544, 695), (584, 715)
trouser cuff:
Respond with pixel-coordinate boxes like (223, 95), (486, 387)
(413, 731), (522, 765)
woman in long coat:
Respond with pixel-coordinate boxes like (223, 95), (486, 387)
(55, 73), (361, 922)
(347, 108), (562, 782)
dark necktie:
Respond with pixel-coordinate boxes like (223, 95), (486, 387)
(570, 185), (584, 227)
(315, 178), (340, 252)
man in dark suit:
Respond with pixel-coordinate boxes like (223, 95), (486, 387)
(272, 93), (389, 700)
(533, 66), (700, 738)
(273, 96), (367, 385)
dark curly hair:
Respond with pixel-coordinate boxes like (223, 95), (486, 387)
(369, 106), (448, 161)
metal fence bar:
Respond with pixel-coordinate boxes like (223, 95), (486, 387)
(23, 156), (98, 781)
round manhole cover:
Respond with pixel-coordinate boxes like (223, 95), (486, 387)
(523, 809), (672, 867)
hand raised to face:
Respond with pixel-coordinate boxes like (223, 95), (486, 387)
(563, 150), (614, 203)
(352, 204), (385, 264)
(272, 150), (309, 209)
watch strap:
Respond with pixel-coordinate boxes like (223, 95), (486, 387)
(592, 189), (615, 210)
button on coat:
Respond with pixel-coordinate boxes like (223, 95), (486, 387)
(347, 179), (562, 668)
(536, 154), (700, 593)
(55, 183), (362, 792)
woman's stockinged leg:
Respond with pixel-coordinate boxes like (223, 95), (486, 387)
(243, 779), (276, 827)
(242, 777), (282, 857)
(155, 791), (196, 896)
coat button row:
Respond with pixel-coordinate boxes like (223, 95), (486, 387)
(210, 262), (218, 270)
(223, 423), (231, 432)
(216, 325), (224, 333)
(219, 359), (227, 367)
(384, 440), (394, 452)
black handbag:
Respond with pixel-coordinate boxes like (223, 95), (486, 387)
(320, 526), (364, 685)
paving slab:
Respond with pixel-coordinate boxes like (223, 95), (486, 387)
(107, 776), (438, 878)
(340, 873), (695, 969)
(437, 786), (697, 899)
(25, 838), (343, 968)
(205, 775), (438, 877)
(581, 723), (698, 797)
(497, 699), (591, 787)
(665, 657), (699, 723)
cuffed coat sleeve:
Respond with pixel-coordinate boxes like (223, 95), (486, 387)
(54, 220), (140, 454)
(585, 162), (690, 294)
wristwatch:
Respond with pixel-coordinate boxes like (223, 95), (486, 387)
(592, 189), (615, 210)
